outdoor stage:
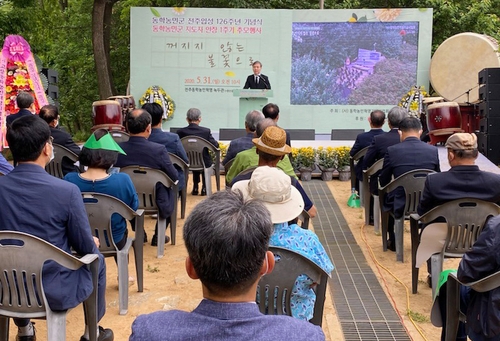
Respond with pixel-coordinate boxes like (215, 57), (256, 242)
(218, 133), (500, 174)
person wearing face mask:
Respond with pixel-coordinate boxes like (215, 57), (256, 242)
(0, 115), (114, 341)
(39, 104), (81, 175)
(6, 91), (36, 127)
(65, 129), (138, 252)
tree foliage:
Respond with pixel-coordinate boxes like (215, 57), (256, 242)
(1, 0), (500, 137)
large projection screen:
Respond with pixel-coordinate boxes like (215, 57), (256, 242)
(130, 8), (433, 133)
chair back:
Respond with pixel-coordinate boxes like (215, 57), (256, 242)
(224, 158), (235, 175)
(297, 210), (311, 229)
(350, 146), (369, 189)
(418, 198), (500, 258)
(362, 158), (384, 223)
(224, 158), (235, 187)
(82, 192), (138, 255)
(257, 246), (328, 326)
(180, 135), (220, 171)
(168, 153), (189, 219)
(120, 166), (177, 215)
(109, 131), (130, 143)
(45, 143), (79, 179)
(379, 169), (434, 216)
(0, 231), (98, 319)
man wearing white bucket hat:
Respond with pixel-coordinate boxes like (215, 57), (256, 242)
(232, 166), (333, 321)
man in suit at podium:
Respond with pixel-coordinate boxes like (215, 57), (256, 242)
(243, 61), (271, 89)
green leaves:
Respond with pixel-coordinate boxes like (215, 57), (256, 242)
(150, 7), (160, 17)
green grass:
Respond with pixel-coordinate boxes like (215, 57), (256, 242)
(147, 264), (160, 273)
(407, 309), (429, 323)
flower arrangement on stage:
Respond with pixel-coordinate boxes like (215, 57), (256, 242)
(333, 146), (351, 170)
(399, 85), (427, 119)
(139, 85), (175, 120)
(4, 61), (38, 115)
(292, 147), (316, 170)
(317, 146), (336, 169)
(218, 142), (228, 160)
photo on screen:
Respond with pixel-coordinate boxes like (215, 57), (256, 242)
(291, 22), (419, 105)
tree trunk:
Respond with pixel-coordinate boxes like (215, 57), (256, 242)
(92, 0), (117, 99)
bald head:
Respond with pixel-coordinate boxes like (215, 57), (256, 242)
(126, 109), (152, 135)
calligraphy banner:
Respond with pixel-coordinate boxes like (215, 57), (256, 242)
(130, 8), (433, 133)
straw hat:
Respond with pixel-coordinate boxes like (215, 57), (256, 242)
(232, 166), (304, 223)
(252, 126), (291, 156)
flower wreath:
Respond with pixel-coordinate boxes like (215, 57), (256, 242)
(399, 85), (427, 119)
(139, 85), (175, 121)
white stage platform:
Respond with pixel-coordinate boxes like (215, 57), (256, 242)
(220, 138), (500, 174)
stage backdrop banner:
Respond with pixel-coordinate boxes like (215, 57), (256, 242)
(130, 7), (433, 133)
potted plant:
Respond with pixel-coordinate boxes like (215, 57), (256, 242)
(292, 147), (316, 181)
(334, 146), (352, 181)
(317, 146), (336, 181)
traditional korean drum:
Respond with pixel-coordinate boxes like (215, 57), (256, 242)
(430, 33), (500, 104)
(91, 100), (124, 131)
(108, 95), (136, 122)
(427, 102), (463, 145)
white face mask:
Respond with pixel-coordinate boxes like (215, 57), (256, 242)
(49, 144), (54, 162)
(261, 253), (268, 278)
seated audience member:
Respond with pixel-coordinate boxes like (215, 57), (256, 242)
(0, 153), (13, 174)
(349, 109), (385, 192)
(0, 115), (112, 341)
(222, 110), (264, 164)
(39, 104), (81, 175)
(362, 106), (407, 224)
(130, 190), (325, 341)
(115, 109), (178, 246)
(176, 108), (219, 196)
(226, 118), (296, 184)
(6, 90), (35, 126)
(378, 117), (440, 251)
(262, 103), (291, 147)
(434, 215), (500, 341)
(65, 129), (138, 251)
(416, 134), (500, 337)
(233, 166), (333, 321)
(143, 102), (189, 192)
(231, 125), (317, 218)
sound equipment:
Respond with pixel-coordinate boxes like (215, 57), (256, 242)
(478, 101), (500, 117)
(477, 132), (500, 164)
(479, 117), (500, 135)
(479, 84), (500, 101)
(478, 67), (500, 85)
(478, 67), (500, 164)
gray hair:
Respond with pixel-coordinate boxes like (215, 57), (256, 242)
(16, 91), (34, 109)
(186, 108), (202, 121)
(387, 106), (408, 128)
(256, 118), (276, 137)
(183, 190), (273, 296)
(245, 110), (264, 132)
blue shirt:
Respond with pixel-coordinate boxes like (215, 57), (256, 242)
(270, 222), (334, 321)
(65, 172), (138, 243)
(0, 153), (13, 175)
